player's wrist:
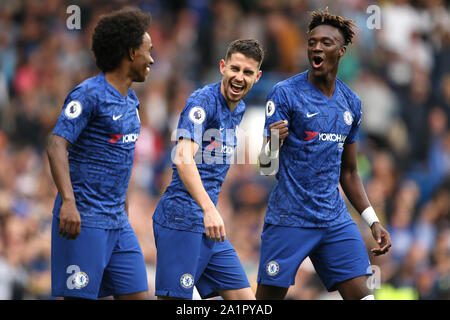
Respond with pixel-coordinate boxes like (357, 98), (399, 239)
(361, 206), (379, 227)
(370, 221), (380, 229)
(201, 202), (216, 213)
(61, 196), (76, 203)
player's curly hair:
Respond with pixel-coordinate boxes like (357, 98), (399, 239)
(92, 7), (151, 72)
(225, 39), (264, 67)
(307, 7), (356, 46)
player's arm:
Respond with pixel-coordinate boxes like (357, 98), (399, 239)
(125, 191), (129, 217)
(174, 137), (226, 242)
(46, 134), (81, 240)
(340, 142), (391, 256)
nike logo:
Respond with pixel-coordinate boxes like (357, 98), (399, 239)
(113, 114), (123, 121)
(306, 112), (319, 118)
(219, 127), (224, 131)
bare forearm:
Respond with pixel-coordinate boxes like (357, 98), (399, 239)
(176, 162), (215, 212)
(340, 169), (370, 213)
(47, 135), (81, 240)
(125, 191), (129, 216)
(174, 138), (215, 212)
(47, 137), (75, 202)
(174, 138), (226, 241)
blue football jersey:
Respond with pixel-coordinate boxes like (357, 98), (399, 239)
(264, 70), (362, 228)
(153, 82), (245, 233)
(52, 73), (141, 229)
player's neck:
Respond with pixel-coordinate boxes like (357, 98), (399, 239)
(307, 70), (336, 99)
(104, 69), (133, 98)
(227, 101), (239, 112)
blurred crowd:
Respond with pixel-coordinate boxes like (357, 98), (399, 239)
(0, 0), (449, 300)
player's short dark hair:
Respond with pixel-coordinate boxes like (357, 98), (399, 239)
(307, 8), (356, 46)
(225, 39), (264, 67)
(92, 7), (151, 72)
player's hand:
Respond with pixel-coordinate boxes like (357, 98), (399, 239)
(370, 222), (391, 256)
(59, 199), (81, 240)
(269, 120), (289, 147)
(203, 207), (226, 242)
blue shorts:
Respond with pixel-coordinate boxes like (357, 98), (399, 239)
(51, 216), (148, 299)
(257, 221), (372, 291)
(153, 222), (250, 299)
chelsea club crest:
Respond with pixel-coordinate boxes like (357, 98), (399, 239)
(343, 110), (353, 126)
(180, 273), (194, 289)
(266, 261), (280, 276)
(73, 271), (89, 289)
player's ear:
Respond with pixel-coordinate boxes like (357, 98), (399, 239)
(129, 47), (136, 62)
(339, 45), (346, 58)
(255, 70), (262, 83)
(219, 59), (226, 75)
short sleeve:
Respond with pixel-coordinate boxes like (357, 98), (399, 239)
(52, 86), (96, 144)
(345, 98), (362, 144)
(263, 85), (291, 137)
(176, 95), (211, 147)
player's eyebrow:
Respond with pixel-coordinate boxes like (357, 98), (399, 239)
(230, 64), (255, 75)
(309, 35), (345, 48)
(308, 35), (336, 42)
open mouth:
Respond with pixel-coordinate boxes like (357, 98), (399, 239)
(230, 82), (244, 95)
(312, 56), (324, 69)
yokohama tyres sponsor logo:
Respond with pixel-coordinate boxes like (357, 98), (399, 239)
(108, 133), (139, 143)
(304, 131), (347, 143)
(122, 133), (139, 143)
(318, 132), (346, 143)
(205, 139), (235, 155)
(304, 131), (319, 141)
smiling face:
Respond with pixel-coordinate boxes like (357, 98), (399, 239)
(219, 52), (262, 108)
(307, 24), (346, 79)
(129, 32), (154, 82)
